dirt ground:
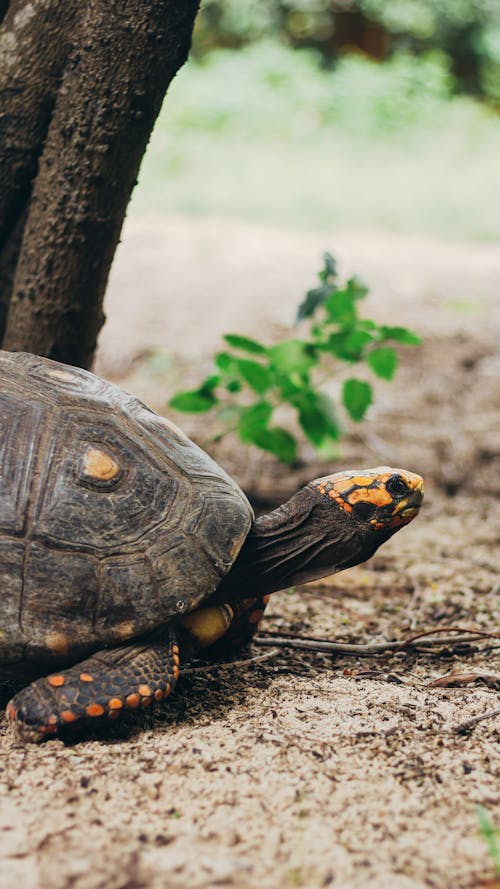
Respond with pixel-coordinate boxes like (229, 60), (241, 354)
(1, 215), (499, 889)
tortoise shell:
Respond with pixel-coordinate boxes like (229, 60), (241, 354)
(0, 351), (252, 672)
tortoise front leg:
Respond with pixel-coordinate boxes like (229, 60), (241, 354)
(6, 625), (180, 742)
(180, 594), (271, 654)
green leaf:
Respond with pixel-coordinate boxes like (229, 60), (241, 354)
(293, 391), (341, 445)
(224, 334), (267, 354)
(238, 401), (273, 441)
(367, 347), (398, 380)
(296, 284), (332, 322)
(234, 358), (272, 393)
(274, 371), (303, 401)
(322, 331), (365, 362)
(346, 276), (369, 300)
(324, 290), (357, 325)
(248, 427), (297, 463)
(215, 351), (234, 372)
(342, 378), (373, 421)
(268, 339), (317, 375)
(169, 387), (218, 413)
(378, 325), (422, 345)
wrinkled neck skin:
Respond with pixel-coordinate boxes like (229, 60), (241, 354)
(216, 485), (393, 603)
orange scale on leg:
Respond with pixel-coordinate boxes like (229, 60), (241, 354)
(126, 693), (141, 709)
(108, 698), (123, 711)
(86, 703), (105, 718)
(47, 674), (65, 688)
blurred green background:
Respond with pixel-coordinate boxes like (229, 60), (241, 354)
(132, 0), (500, 240)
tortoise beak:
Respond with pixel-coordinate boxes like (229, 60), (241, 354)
(391, 478), (424, 520)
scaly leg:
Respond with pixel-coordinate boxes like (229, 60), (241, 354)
(7, 625), (180, 741)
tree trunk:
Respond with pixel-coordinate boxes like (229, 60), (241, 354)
(0, 0), (200, 368)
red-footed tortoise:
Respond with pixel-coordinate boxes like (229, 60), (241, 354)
(0, 351), (423, 741)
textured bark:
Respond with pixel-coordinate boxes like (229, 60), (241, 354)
(0, 0), (200, 367)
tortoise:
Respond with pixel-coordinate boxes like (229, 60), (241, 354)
(0, 350), (423, 741)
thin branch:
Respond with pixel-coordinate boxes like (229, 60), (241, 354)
(428, 673), (500, 690)
(452, 707), (500, 735)
(254, 626), (500, 657)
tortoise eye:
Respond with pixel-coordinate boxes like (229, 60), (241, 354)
(386, 475), (408, 497)
(352, 501), (377, 521)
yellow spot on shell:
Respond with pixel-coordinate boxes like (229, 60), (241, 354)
(45, 632), (70, 655)
(114, 621), (135, 641)
(83, 447), (120, 482)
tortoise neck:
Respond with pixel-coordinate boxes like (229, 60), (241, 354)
(216, 486), (373, 601)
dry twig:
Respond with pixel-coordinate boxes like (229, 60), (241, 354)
(254, 626), (500, 656)
(452, 707), (500, 735)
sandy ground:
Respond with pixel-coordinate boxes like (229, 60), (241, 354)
(1, 215), (499, 889)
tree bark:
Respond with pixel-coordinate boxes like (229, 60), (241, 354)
(0, 0), (200, 368)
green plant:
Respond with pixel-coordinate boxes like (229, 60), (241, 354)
(477, 806), (500, 879)
(169, 253), (421, 463)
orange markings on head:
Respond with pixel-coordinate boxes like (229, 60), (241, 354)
(138, 684), (152, 698)
(165, 683), (172, 696)
(172, 653), (180, 667)
(347, 486), (393, 507)
(351, 475), (377, 487)
(108, 710), (121, 720)
(328, 489), (353, 512)
(332, 478), (355, 493)
(173, 665), (180, 681)
(172, 644), (179, 656)
(86, 703), (105, 718)
(154, 689), (164, 702)
(262, 595), (271, 605)
(48, 674), (65, 687)
(108, 698), (123, 710)
(79, 673), (94, 683)
(61, 710), (77, 723)
(126, 693), (141, 708)
(6, 703), (16, 720)
(83, 447), (120, 482)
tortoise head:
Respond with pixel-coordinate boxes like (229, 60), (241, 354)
(220, 466), (423, 599)
(312, 467), (423, 534)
